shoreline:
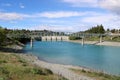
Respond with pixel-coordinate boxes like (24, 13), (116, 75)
(68, 40), (120, 47)
(1, 41), (120, 80)
(19, 53), (95, 80)
(1, 44), (94, 80)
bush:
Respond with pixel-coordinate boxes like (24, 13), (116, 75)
(69, 36), (82, 40)
(44, 69), (53, 75)
(0, 67), (9, 74)
(0, 60), (7, 64)
(18, 59), (26, 63)
(0, 77), (5, 80)
(81, 69), (86, 73)
(31, 68), (45, 75)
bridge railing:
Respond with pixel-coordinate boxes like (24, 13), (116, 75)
(7, 32), (107, 38)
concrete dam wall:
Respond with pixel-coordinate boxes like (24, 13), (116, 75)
(41, 36), (69, 41)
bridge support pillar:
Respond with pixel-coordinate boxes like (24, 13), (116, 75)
(61, 37), (63, 41)
(100, 36), (102, 43)
(51, 37), (52, 41)
(45, 37), (47, 41)
(30, 37), (33, 48)
(110, 36), (113, 40)
(56, 37), (57, 41)
(82, 38), (84, 45)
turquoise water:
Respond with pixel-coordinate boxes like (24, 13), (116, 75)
(24, 41), (120, 75)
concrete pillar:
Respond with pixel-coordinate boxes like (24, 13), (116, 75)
(100, 36), (102, 43)
(82, 34), (85, 46)
(30, 37), (33, 48)
(61, 37), (63, 41)
(110, 36), (113, 40)
(56, 37), (57, 41)
(51, 37), (52, 41)
(82, 38), (84, 45)
(45, 37), (47, 41)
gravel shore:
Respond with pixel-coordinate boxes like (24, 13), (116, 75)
(69, 40), (120, 47)
(19, 54), (95, 80)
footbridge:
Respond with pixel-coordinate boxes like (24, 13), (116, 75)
(7, 32), (114, 47)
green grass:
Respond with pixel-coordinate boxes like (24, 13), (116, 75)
(0, 52), (68, 80)
(85, 36), (120, 42)
(70, 68), (120, 80)
(85, 36), (100, 41)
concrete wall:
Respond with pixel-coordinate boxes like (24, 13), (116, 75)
(41, 36), (69, 41)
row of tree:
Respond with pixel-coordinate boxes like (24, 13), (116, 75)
(107, 29), (120, 33)
(0, 25), (120, 46)
(85, 25), (105, 34)
(84, 25), (120, 34)
(0, 26), (66, 46)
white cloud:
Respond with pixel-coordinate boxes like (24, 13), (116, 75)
(99, 0), (120, 14)
(0, 11), (85, 21)
(19, 3), (25, 8)
(0, 11), (119, 30)
(82, 14), (115, 24)
(81, 13), (120, 29)
(0, 12), (26, 21)
(62, 0), (98, 7)
(38, 11), (86, 18)
(29, 25), (85, 32)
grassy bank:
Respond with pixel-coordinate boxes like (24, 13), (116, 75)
(0, 52), (67, 80)
(70, 68), (120, 80)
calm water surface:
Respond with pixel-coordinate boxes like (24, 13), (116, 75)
(24, 41), (120, 75)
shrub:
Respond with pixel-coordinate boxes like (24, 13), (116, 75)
(18, 59), (26, 63)
(69, 36), (82, 40)
(0, 60), (7, 64)
(31, 68), (45, 75)
(0, 67), (9, 74)
(81, 69), (86, 73)
(44, 69), (53, 75)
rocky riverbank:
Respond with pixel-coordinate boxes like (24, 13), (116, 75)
(69, 40), (120, 47)
(19, 53), (95, 80)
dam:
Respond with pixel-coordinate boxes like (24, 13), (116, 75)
(41, 36), (69, 41)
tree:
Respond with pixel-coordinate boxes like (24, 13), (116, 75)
(111, 29), (116, 33)
(99, 24), (105, 34)
(107, 28), (110, 32)
(0, 27), (7, 46)
(85, 24), (105, 34)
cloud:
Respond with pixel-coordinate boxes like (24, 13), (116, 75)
(99, 0), (120, 14)
(81, 14), (115, 24)
(0, 11), (85, 21)
(0, 12), (26, 21)
(61, 0), (98, 7)
(19, 3), (25, 8)
(0, 11), (119, 30)
(40, 11), (83, 18)
(38, 11), (86, 18)
(0, 11), (113, 21)
(81, 13), (120, 29)
(28, 25), (86, 32)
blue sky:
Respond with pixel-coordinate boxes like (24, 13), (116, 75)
(0, 0), (120, 32)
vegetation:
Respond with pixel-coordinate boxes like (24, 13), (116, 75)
(70, 68), (120, 80)
(85, 36), (100, 41)
(85, 24), (105, 34)
(108, 29), (120, 33)
(69, 36), (82, 40)
(0, 52), (67, 80)
(0, 26), (66, 46)
(0, 27), (7, 46)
